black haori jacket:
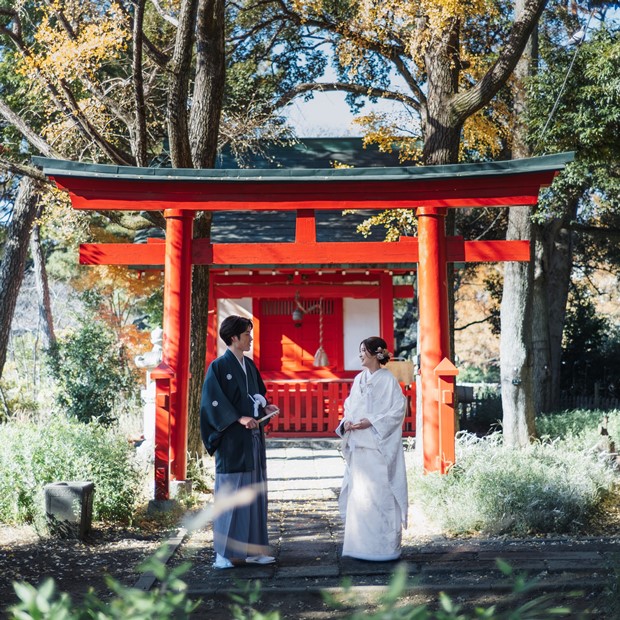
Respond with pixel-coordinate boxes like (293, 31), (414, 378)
(200, 349), (267, 473)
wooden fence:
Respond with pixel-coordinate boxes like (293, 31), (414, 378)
(264, 380), (416, 437)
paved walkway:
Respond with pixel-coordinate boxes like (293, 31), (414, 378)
(165, 440), (620, 618)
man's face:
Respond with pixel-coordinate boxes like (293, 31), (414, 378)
(233, 327), (253, 352)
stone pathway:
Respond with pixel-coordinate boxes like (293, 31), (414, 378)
(165, 440), (620, 618)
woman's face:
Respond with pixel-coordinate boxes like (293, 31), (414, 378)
(359, 344), (377, 369)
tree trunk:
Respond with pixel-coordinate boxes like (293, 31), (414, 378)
(500, 207), (537, 446)
(531, 220), (551, 413)
(30, 217), (56, 350)
(187, 215), (213, 457)
(0, 177), (41, 378)
(131, 0), (148, 167)
(422, 20), (462, 167)
(189, 0), (225, 169)
(185, 0), (226, 457)
(167, 0), (199, 168)
(540, 191), (581, 411)
(500, 0), (538, 447)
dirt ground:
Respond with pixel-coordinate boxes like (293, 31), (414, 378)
(2, 463), (620, 619)
(0, 520), (168, 616)
(2, 518), (620, 619)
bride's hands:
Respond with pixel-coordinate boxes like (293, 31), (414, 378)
(344, 418), (371, 431)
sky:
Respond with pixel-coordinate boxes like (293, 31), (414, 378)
(283, 91), (360, 136)
(283, 89), (407, 137)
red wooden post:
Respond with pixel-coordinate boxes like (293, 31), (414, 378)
(379, 272), (395, 352)
(151, 363), (174, 500)
(417, 207), (451, 473)
(162, 209), (194, 484)
(434, 358), (459, 473)
(206, 269), (217, 366)
(402, 383), (416, 436)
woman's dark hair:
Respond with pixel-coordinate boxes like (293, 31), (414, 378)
(360, 336), (391, 365)
(220, 315), (253, 345)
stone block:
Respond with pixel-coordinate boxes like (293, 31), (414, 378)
(44, 481), (94, 539)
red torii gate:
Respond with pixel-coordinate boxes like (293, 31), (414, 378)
(34, 153), (572, 499)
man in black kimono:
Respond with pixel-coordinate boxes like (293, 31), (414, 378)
(200, 315), (279, 569)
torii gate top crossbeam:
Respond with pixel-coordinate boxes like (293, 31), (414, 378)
(32, 153), (573, 212)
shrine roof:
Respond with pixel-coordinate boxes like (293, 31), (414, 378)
(215, 137), (405, 169)
(210, 209), (388, 243)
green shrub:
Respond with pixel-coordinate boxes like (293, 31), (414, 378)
(322, 563), (572, 619)
(0, 416), (146, 525)
(7, 558), (574, 620)
(537, 408), (620, 449)
(411, 432), (617, 536)
(8, 551), (200, 619)
(47, 318), (139, 425)
(185, 451), (215, 494)
(458, 365), (500, 383)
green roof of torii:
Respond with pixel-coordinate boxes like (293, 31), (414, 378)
(32, 150), (574, 184)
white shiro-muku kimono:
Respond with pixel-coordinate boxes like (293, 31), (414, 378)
(336, 367), (408, 561)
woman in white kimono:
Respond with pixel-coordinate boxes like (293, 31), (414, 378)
(336, 336), (408, 561)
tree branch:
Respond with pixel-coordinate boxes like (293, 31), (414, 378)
(117, 0), (171, 68)
(273, 82), (419, 112)
(455, 315), (494, 331)
(0, 22), (135, 165)
(453, 0), (548, 122)
(38, 2), (135, 132)
(0, 98), (61, 158)
(0, 7), (21, 39)
(148, 0), (179, 27)
(0, 157), (49, 183)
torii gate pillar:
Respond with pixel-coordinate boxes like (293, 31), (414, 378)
(417, 207), (452, 472)
(158, 209), (194, 490)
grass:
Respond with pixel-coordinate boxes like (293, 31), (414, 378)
(410, 409), (620, 537)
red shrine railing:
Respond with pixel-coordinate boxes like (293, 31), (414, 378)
(264, 380), (416, 437)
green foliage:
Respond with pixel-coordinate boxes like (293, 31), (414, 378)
(185, 452), (215, 494)
(458, 366), (500, 383)
(329, 562), (572, 618)
(394, 295), (417, 359)
(537, 408), (620, 450)
(0, 330), (58, 421)
(411, 431), (616, 536)
(6, 560), (577, 620)
(47, 317), (139, 425)
(229, 581), (280, 620)
(0, 416), (145, 525)
(529, 25), (620, 237)
(140, 288), (164, 331)
(560, 283), (620, 397)
(7, 551), (201, 619)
